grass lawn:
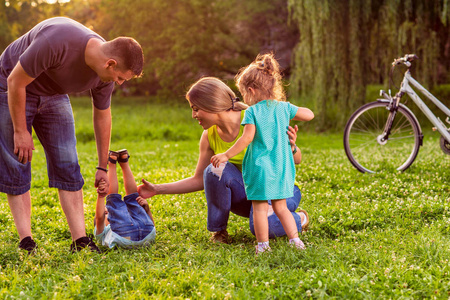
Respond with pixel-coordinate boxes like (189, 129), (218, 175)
(1, 97), (449, 299)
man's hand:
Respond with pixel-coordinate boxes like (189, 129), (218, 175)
(14, 130), (35, 164)
(95, 170), (109, 196)
(7, 62), (36, 164)
(138, 179), (157, 199)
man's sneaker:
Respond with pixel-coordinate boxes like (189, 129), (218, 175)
(211, 229), (229, 244)
(70, 236), (101, 253)
(19, 236), (37, 254)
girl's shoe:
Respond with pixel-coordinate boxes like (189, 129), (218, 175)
(289, 238), (306, 250)
(255, 242), (271, 255)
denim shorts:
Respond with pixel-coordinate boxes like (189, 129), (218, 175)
(0, 85), (84, 195)
(106, 192), (155, 242)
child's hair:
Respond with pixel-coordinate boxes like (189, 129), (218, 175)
(235, 53), (286, 104)
(186, 77), (248, 113)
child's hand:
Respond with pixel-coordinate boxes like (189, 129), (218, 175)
(97, 179), (108, 195)
(211, 153), (227, 168)
(136, 196), (149, 208)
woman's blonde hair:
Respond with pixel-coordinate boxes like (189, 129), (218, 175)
(235, 53), (286, 104)
(186, 77), (248, 113)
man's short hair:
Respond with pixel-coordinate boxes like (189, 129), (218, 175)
(104, 37), (144, 77)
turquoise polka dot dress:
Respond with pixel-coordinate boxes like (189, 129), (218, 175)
(242, 100), (298, 201)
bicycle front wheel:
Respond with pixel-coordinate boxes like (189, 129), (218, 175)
(343, 101), (422, 173)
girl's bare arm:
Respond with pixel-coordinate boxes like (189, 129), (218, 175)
(293, 107), (314, 122)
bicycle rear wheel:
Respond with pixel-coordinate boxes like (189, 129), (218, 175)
(343, 101), (422, 173)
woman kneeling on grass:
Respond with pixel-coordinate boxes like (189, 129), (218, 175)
(95, 150), (156, 249)
(138, 76), (308, 244)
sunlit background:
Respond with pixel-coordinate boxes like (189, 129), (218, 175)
(5, 0), (70, 6)
(1, 0), (449, 131)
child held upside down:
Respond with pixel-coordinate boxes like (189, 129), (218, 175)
(94, 149), (156, 249)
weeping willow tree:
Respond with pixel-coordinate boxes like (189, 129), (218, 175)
(288, 0), (449, 130)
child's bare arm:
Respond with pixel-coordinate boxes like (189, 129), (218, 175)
(211, 124), (255, 167)
(137, 196), (155, 224)
(292, 107), (314, 122)
(95, 180), (107, 234)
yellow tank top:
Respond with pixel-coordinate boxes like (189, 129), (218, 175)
(207, 110), (246, 171)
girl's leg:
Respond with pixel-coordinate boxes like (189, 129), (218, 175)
(271, 199), (298, 239)
(250, 186), (302, 238)
(272, 199), (306, 249)
(108, 153), (119, 194)
(118, 152), (137, 195)
(252, 201), (271, 254)
(252, 201), (269, 242)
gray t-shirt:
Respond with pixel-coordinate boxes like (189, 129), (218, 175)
(0, 17), (114, 109)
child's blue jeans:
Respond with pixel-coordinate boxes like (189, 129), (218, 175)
(106, 192), (154, 241)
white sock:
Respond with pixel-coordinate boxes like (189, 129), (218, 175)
(257, 241), (270, 252)
(289, 237), (301, 244)
(289, 237), (306, 249)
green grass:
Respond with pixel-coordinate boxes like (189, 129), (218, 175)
(1, 97), (449, 299)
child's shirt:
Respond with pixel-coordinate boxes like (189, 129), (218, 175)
(241, 100), (298, 200)
(94, 225), (156, 249)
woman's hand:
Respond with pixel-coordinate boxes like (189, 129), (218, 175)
(138, 179), (157, 199)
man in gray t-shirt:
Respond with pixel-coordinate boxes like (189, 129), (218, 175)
(0, 17), (144, 253)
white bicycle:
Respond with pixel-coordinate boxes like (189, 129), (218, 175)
(344, 54), (450, 173)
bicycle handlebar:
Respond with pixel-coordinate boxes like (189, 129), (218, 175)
(388, 54), (418, 94)
(392, 54), (419, 66)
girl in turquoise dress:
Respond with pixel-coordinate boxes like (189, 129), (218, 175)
(211, 53), (314, 254)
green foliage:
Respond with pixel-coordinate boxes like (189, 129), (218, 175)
(0, 0), (297, 100)
(1, 99), (450, 298)
(288, 0), (450, 131)
(2, 1), (450, 134)
(72, 96), (201, 143)
(91, 0), (297, 97)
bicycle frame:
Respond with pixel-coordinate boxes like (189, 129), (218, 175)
(398, 71), (450, 143)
